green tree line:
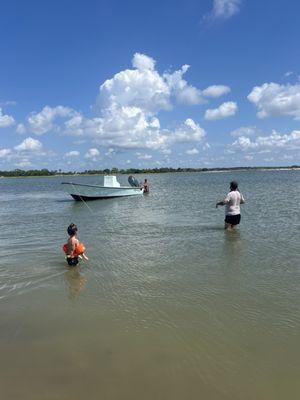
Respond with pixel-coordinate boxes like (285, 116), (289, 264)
(0, 166), (299, 177)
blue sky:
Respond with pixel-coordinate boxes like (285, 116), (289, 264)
(1, 0), (300, 170)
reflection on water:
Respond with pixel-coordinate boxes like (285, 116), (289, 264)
(223, 229), (242, 256)
(0, 171), (300, 400)
(64, 266), (87, 300)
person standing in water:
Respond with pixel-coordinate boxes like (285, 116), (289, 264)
(142, 179), (150, 193)
(64, 223), (89, 266)
(216, 181), (245, 230)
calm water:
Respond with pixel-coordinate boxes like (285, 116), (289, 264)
(0, 171), (299, 400)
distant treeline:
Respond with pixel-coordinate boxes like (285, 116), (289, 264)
(0, 166), (300, 177)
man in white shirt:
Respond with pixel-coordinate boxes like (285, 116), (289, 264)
(216, 181), (245, 230)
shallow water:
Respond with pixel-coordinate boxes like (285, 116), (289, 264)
(0, 171), (299, 399)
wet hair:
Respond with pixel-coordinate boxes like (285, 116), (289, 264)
(67, 223), (78, 236)
(230, 181), (238, 190)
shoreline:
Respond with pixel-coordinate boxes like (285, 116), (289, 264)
(1, 167), (300, 179)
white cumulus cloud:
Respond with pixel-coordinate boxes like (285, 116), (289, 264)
(247, 82), (300, 120)
(163, 64), (204, 105)
(98, 54), (171, 113)
(211, 0), (242, 19)
(202, 85), (231, 98)
(132, 53), (156, 71)
(27, 105), (78, 134)
(14, 137), (43, 152)
(85, 148), (100, 161)
(186, 148), (199, 155)
(230, 126), (259, 137)
(0, 108), (15, 128)
(18, 54), (224, 155)
(16, 123), (27, 134)
(205, 101), (237, 120)
(137, 153), (152, 160)
(172, 118), (206, 142)
(231, 130), (300, 151)
(65, 150), (80, 157)
(88, 54), (209, 150)
(0, 148), (12, 158)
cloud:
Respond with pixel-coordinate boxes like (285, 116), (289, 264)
(211, 0), (242, 19)
(163, 64), (204, 105)
(63, 107), (165, 150)
(230, 126), (259, 137)
(15, 54), (220, 156)
(132, 53), (156, 71)
(89, 54), (209, 149)
(0, 107), (15, 128)
(63, 110), (205, 151)
(15, 160), (32, 168)
(99, 107), (167, 149)
(231, 130), (300, 151)
(172, 118), (206, 142)
(65, 150), (80, 157)
(27, 105), (78, 134)
(0, 148), (11, 158)
(202, 85), (231, 98)
(247, 82), (300, 120)
(105, 148), (115, 156)
(0, 139), (61, 169)
(161, 148), (172, 155)
(98, 53), (171, 113)
(14, 137), (43, 152)
(186, 148), (199, 155)
(231, 136), (257, 150)
(63, 114), (101, 137)
(0, 100), (17, 107)
(16, 123), (27, 134)
(137, 153), (152, 160)
(203, 0), (242, 21)
(284, 71), (293, 78)
(85, 148), (100, 161)
(205, 101), (237, 120)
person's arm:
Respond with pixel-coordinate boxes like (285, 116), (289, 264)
(240, 194), (245, 204)
(216, 195), (230, 208)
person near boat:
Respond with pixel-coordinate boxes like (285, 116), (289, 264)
(216, 181), (245, 230)
(142, 179), (150, 193)
(63, 223), (89, 266)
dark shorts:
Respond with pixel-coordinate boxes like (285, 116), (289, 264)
(67, 257), (79, 267)
(225, 214), (241, 225)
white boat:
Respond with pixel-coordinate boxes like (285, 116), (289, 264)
(62, 175), (143, 201)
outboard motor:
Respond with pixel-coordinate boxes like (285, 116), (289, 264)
(128, 175), (140, 187)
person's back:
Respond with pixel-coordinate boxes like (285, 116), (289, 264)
(67, 234), (79, 256)
(225, 190), (244, 216)
(216, 181), (245, 230)
(63, 223), (88, 266)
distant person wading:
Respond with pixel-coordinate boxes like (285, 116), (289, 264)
(216, 181), (245, 230)
(143, 179), (149, 193)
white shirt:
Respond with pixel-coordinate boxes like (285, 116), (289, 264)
(224, 190), (245, 216)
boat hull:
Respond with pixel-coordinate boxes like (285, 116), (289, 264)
(62, 182), (143, 200)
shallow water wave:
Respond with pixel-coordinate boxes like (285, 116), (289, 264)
(0, 267), (66, 300)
